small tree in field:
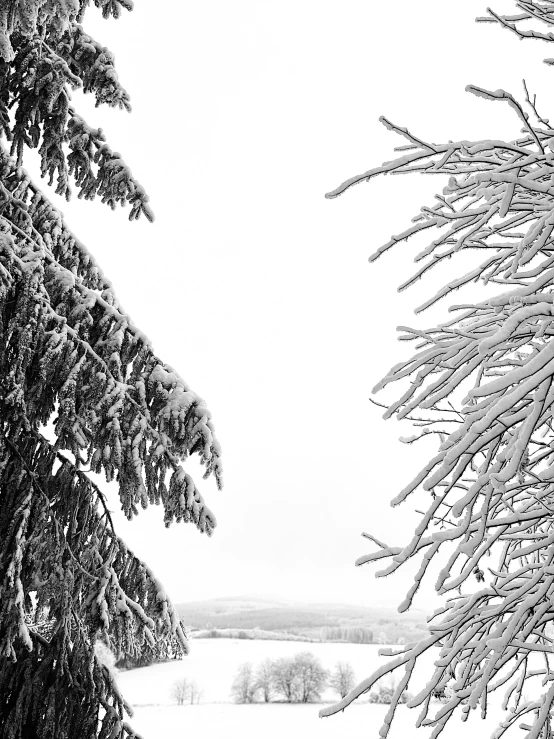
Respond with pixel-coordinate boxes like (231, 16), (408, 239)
(231, 662), (258, 704)
(189, 680), (202, 705)
(271, 656), (301, 703)
(320, 3), (554, 739)
(255, 658), (275, 703)
(293, 652), (328, 703)
(0, 3), (222, 739)
(368, 674), (413, 706)
(329, 661), (356, 700)
(173, 678), (201, 705)
(171, 678), (190, 707)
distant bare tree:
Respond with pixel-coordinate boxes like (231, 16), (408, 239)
(231, 662), (258, 704)
(368, 675), (413, 706)
(171, 678), (190, 706)
(293, 652), (328, 703)
(271, 657), (301, 702)
(255, 658), (275, 702)
(189, 681), (202, 705)
(329, 662), (356, 699)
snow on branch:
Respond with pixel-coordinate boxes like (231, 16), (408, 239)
(477, 3), (554, 65)
(0, 4), (216, 739)
(0, 143), (223, 523)
(0, 1), (152, 217)
(321, 84), (554, 739)
(0, 132), (220, 732)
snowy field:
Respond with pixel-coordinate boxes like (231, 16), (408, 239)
(123, 703), (506, 739)
(116, 639), (522, 739)
(117, 639), (419, 705)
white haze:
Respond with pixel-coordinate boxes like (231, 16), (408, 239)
(29, 0), (551, 610)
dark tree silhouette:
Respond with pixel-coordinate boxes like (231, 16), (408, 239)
(0, 3), (222, 738)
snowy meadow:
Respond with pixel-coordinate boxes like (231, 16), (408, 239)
(116, 639), (524, 739)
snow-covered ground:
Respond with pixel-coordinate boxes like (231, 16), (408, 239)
(115, 639), (524, 739)
(117, 639), (415, 705)
(124, 702), (506, 739)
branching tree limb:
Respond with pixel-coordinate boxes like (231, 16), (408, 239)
(321, 71), (554, 739)
(477, 3), (554, 66)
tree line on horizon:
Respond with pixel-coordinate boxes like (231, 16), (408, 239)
(320, 626), (377, 644)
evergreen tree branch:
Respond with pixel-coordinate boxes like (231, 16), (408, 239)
(0, 3), (152, 217)
(0, 4), (222, 736)
(0, 142), (222, 526)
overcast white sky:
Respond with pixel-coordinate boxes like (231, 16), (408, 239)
(31, 1), (554, 610)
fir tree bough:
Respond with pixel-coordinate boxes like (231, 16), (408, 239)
(0, 3), (222, 738)
(320, 4), (554, 739)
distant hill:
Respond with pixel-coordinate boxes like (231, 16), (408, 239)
(175, 596), (431, 644)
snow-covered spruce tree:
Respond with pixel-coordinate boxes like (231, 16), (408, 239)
(320, 5), (554, 739)
(0, 3), (222, 739)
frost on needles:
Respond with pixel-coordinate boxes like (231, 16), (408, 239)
(0, 0), (153, 218)
(0, 3), (222, 739)
(320, 4), (554, 739)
